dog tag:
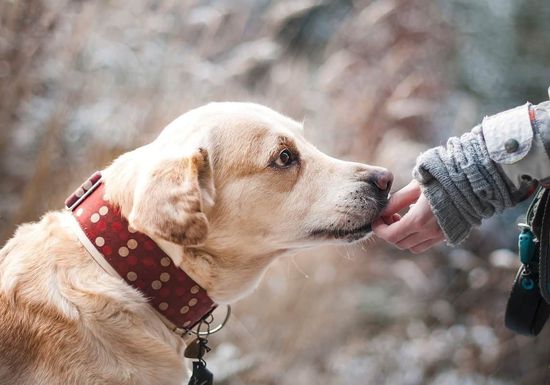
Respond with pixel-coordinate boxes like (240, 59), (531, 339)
(188, 361), (213, 385)
(184, 338), (203, 359)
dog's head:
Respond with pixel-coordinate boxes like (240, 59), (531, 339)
(109, 103), (391, 259)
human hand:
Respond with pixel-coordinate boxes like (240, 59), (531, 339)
(372, 180), (445, 253)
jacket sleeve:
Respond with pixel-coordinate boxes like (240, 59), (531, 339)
(496, 101), (550, 187)
(413, 98), (550, 246)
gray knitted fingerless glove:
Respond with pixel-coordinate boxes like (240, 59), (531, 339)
(413, 126), (522, 245)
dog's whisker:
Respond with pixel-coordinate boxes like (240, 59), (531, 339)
(290, 256), (310, 279)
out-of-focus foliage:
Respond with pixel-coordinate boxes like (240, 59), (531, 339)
(1, 0), (549, 384)
(440, 0), (550, 114)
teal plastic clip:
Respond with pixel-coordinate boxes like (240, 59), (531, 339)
(518, 224), (535, 265)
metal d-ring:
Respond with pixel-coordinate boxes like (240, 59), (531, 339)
(190, 305), (231, 337)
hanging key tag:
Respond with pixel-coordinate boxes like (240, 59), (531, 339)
(188, 361), (213, 385)
(184, 338), (204, 359)
(185, 337), (213, 385)
(187, 315), (215, 385)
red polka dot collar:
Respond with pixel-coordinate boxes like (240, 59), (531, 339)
(65, 172), (216, 333)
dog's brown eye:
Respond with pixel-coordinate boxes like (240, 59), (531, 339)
(274, 149), (293, 167)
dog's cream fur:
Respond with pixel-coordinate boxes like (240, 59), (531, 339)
(0, 102), (389, 385)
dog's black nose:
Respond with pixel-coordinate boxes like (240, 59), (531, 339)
(369, 169), (393, 192)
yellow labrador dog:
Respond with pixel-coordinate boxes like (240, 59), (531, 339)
(0, 102), (392, 385)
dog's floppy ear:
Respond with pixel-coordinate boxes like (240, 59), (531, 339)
(128, 148), (215, 246)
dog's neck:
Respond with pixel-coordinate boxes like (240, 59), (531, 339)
(154, 237), (280, 304)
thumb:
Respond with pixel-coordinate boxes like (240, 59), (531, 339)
(382, 180), (421, 216)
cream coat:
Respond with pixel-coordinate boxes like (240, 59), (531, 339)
(0, 102), (391, 385)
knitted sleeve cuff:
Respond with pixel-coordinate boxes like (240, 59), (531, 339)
(418, 177), (472, 245)
(413, 126), (521, 246)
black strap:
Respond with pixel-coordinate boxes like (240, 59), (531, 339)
(505, 187), (550, 336)
(505, 259), (550, 336)
(530, 188), (547, 242)
(538, 189), (550, 303)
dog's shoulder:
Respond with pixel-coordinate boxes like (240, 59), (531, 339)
(0, 211), (84, 296)
(0, 212), (86, 383)
(0, 211), (189, 385)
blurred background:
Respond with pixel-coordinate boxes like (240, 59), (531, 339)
(2, 0), (550, 384)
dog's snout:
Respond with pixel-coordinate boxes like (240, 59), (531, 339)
(368, 169), (393, 192)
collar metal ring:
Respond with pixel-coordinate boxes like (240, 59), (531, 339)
(190, 305), (231, 337)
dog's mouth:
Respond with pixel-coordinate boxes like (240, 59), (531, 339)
(309, 221), (373, 243)
(308, 194), (388, 243)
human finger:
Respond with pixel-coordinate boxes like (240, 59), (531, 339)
(382, 180), (421, 216)
(395, 231), (438, 250)
(381, 213), (401, 225)
(409, 238), (443, 254)
(372, 215), (417, 244)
